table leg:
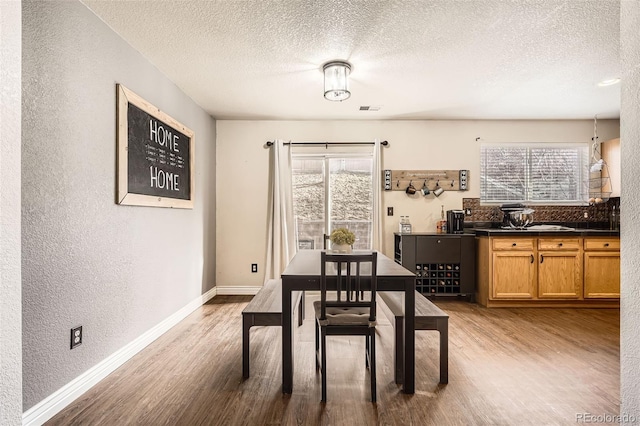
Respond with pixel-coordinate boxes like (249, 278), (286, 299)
(242, 314), (252, 379)
(438, 318), (449, 384)
(282, 280), (293, 394)
(403, 278), (415, 393)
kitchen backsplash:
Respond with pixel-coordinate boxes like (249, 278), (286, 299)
(462, 197), (620, 228)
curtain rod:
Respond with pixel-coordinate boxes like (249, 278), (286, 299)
(265, 140), (388, 147)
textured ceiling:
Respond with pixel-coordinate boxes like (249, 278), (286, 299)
(82, 0), (620, 120)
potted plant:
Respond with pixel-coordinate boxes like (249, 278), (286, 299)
(329, 228), (356, 253)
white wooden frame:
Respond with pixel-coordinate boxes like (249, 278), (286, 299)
(117, 84), (195, 209)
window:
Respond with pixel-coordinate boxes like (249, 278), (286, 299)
(480, 143), (589, 204)
(292, 154), (373, 250)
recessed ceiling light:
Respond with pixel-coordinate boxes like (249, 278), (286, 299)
(597, 78), (620, 87)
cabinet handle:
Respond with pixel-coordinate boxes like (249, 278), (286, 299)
(512, 243), (517, 247)
(530, 254), (534, 263)
(604, 243), (610, 247)
(540, 254), (544, 263)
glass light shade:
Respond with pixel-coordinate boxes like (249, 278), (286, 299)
(323, 61), (351, 101)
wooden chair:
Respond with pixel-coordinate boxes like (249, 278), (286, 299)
(314, 251), (378, 402)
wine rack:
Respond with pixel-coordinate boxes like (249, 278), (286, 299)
(415, 263), (461, 294)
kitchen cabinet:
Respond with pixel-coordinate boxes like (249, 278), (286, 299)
(601, 138), (620, 198)
(394, 233), (475, 299)
(476, 233), (619, 307)
(537, 238), (582, 299)
(584, 237), (620, 298)
(490, 238), (536, 299)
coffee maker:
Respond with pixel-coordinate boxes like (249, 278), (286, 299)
(446, 210), (465, 234)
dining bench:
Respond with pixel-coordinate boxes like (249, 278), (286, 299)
(378, 290), (449, 384)
(242, 279), (304, 379)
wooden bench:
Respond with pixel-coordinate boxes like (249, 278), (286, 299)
(378, 290), (449, 384)
(242, 279), (304, 378)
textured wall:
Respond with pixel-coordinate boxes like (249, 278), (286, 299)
(21, 0), (216, 411)
(1, 1), (23, 424)
(620, 0), (640, 421)
(216, 119), (619, 288)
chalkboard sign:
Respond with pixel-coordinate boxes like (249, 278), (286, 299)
(117, 84), (194, 208)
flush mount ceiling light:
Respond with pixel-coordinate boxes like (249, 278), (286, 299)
(597, 78), (620, 87)
(323, 61), (351, 101)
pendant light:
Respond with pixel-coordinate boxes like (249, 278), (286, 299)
(323, 61), (351, 101)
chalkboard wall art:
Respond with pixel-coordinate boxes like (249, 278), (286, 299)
(117, 84), (194, 208)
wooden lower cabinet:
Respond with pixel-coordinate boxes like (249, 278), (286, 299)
(477, 235), (619, 307)
(537, 238), (582, 298)
(492, 251), (536, 299)
(584, 237), (621, 298)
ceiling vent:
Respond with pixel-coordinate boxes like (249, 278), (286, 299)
(359, 105), (381, 111)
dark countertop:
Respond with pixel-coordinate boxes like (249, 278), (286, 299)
(472, 228), (620, 237)
(394, 229), (620, 237)
(394, 232), (475, 237)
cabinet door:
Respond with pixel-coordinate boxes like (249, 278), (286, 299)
(584, 252), (620, 298)
(537, 251), (582, 298)
(416, 236), (460, 263)
(492, 252), (536, 299)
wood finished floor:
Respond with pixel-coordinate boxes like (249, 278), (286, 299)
(47, 295), (620, 426)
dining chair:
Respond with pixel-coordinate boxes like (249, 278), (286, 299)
(315, 251), (378, 402)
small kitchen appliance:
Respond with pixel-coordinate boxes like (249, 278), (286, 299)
(500, 203), (534, 229)
(446, 210), (465, 234)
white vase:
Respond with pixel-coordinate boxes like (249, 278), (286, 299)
(331, 243), (352, 253)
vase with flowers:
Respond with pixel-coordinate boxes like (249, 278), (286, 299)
(329, 228), (356, 253)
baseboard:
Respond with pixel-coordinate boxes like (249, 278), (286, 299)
(216, 286), (262, 295)
(22, 287), (217, 426)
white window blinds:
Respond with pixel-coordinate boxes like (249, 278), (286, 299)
(480, 144), (589, 204)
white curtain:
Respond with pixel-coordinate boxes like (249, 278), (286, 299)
(372, 139), (383, 250)
(265, 140), (297, 283)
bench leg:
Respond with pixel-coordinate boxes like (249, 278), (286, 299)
(242, 314), (252, 379)
(394, 317), (404, 385)
(298, 291), (305, 326)
(438, 318), (449, 384)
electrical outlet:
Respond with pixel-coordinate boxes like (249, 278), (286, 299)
(251, 263), (258, 273)
(465, 208), (472, 216)
(387, 207), (394, 216)
(583, 211), (589, 218)
(70, 326), (82, 349)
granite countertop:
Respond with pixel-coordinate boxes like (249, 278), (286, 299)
(472, 227), (620, 237)
(394, 232), (475, 237)
(395, 226), (620, 237)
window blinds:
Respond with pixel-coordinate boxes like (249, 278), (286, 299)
(480, 144), (589, 204)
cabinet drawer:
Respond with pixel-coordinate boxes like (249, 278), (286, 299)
(416, 236), (460, 263)
(584, 238), (620, 251)
(492, 238), (535, 251)
(538, 238), (580, 250)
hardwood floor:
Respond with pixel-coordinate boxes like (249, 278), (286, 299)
(47, 295), (619, 425)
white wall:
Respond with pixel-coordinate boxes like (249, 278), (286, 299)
(620, 0), (640, 421)
(216, 119), (619, 289)
(0, 1), (23, 424)
(21, 0), (216, 411)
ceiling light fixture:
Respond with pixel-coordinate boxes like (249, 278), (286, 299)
(597, 78), (620, 87)
(323, 61), (351, 101)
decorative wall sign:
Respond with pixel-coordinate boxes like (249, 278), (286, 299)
(117, 84), (194, 208)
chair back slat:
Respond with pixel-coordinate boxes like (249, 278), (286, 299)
(319, 251), (378, 322)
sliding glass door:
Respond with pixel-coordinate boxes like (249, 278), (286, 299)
(292, 154), (373, 250)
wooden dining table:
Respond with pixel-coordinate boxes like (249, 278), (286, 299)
(280, 249), (417, 394)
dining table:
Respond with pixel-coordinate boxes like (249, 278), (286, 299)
(280, 249), (417, 394)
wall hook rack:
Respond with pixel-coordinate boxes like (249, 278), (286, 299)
(383, 169), (469, 192)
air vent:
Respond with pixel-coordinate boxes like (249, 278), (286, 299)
(359, 105), (381, 111)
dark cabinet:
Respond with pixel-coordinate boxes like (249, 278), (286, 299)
(394, 233), (476, 300)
